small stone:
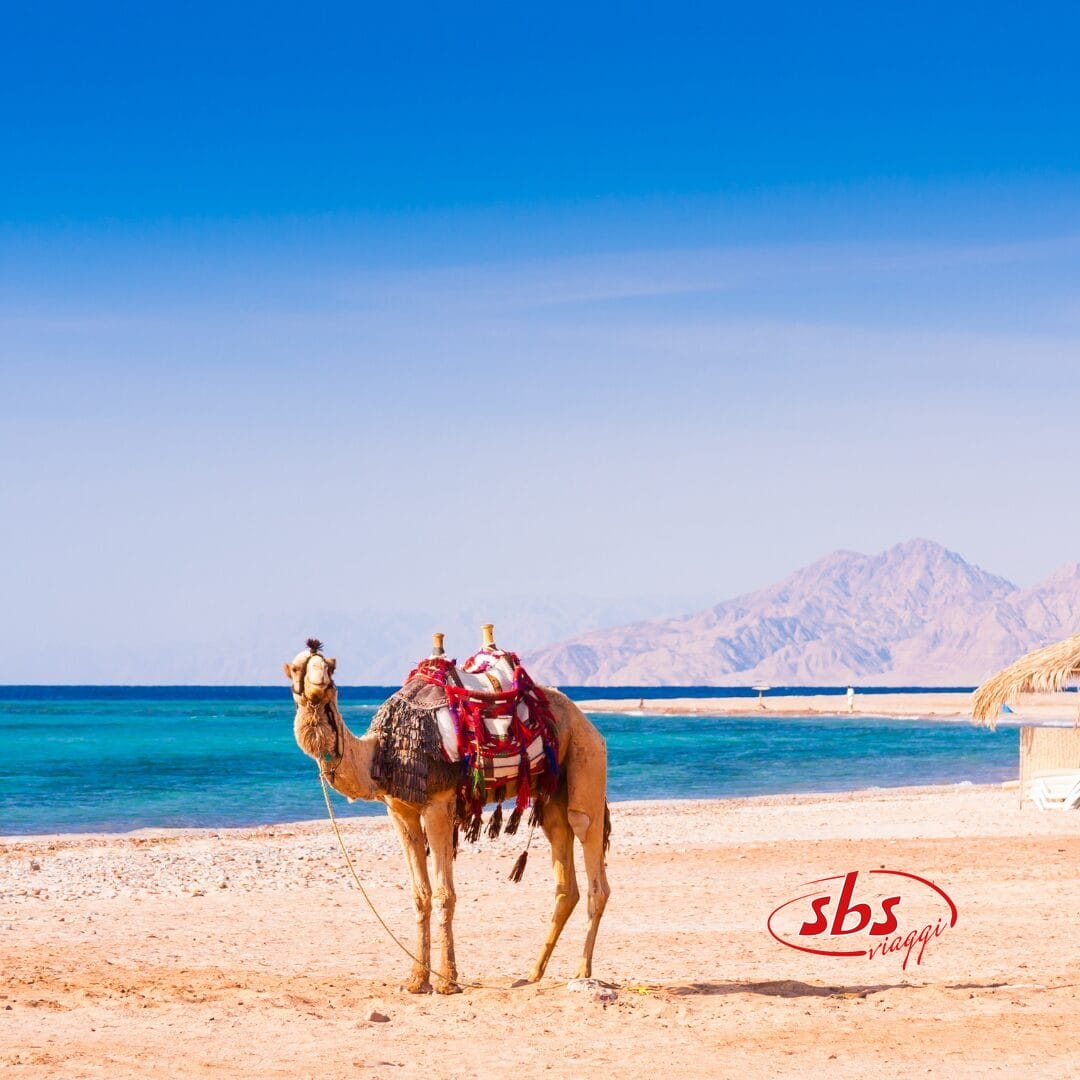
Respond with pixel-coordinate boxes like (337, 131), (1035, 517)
(29, 860), (41, 871)
(366, 1010), (390, 1023)
(566, 978), (617, 1002)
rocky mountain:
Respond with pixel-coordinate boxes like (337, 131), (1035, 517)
(527, 539), (1080, 686)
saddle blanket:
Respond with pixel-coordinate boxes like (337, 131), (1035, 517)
(369, 642), (559, 814)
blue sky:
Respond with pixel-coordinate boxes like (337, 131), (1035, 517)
(2, 3), (1080, 681)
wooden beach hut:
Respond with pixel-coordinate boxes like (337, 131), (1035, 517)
(972, 633), (1080, 807)
(972, 632), (1080, 729)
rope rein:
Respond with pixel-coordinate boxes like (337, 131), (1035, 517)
(318, 774), (561, 994)
(318, 776), (449, 981)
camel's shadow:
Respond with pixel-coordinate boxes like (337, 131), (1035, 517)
(659, 979), (1011, 999)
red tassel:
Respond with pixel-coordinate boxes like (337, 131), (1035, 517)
(509, 850), (528, 883)
(464, 813), (482, 844)
(514, 753), (531, 811)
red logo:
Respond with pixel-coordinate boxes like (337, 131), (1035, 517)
(768, 870), (957, 970)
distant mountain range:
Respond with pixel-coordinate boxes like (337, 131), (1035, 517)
(526, 539), (1080, 686)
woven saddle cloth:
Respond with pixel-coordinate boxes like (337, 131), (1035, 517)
(369, 647), (557, 804)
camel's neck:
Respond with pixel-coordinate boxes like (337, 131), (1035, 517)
(293, 694), (381, 802)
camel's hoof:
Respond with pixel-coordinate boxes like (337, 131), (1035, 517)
(525, 967), (544, 983)
(403, 978), (433, 994)
(435, 979), (463, 995)
(573, 963), (592, 980)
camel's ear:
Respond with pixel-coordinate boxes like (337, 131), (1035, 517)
(282, 662), (293, 680)
(327, 658), (337, 674)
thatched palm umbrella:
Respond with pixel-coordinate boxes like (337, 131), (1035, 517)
(972, 632), (1080, 729)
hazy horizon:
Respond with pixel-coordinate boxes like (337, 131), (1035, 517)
(0, 536), (1073, 685)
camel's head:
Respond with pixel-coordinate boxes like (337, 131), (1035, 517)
(283, 638), (338, 705)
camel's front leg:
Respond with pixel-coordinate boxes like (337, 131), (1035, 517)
(387, 801), (432, 993)
(422, 794), (461, 994)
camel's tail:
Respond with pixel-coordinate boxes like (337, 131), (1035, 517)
(603, 801), (611, 855)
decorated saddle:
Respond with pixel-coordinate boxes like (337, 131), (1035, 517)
(369, 627), (559, 843)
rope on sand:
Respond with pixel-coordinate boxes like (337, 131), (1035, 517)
(318, 775), (573, 994)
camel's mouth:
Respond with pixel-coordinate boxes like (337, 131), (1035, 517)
(303, 657), (333, 695)
(286, 646), (337, 704)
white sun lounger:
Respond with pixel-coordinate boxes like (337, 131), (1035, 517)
(1029, 769), (1080, 811)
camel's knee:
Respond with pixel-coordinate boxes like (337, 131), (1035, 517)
(432, 886), (455, 923)
(413, 887), (432, 919)
(567, 810), (591, 843)
(557, 880), (581, 911)
(587, 874), (610, 916)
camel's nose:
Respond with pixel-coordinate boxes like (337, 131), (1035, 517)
(305, 656), (331, 696)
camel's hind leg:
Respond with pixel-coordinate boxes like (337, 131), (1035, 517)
(571, 800), (610, 979)
(527, 789), (579, 982)
(566, 719), (611, 980)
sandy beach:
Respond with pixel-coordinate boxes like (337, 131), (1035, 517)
(578, 690), (1080, 723)
(3, 784), (1079, 1078)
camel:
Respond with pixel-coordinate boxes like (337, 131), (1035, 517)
(285, 636), (611, 995)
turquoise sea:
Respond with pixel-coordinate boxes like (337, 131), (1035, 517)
(0, 686), (1018, 835)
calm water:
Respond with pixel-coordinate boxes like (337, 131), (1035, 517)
(0, 687), (1017, 835)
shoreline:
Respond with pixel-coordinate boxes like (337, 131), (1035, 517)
(0, 780), (1020, 845)
(3, 782), (1071, 884)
